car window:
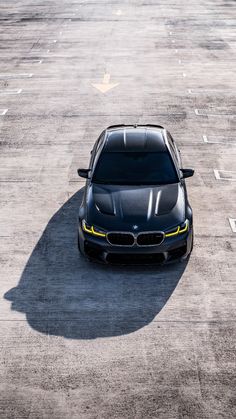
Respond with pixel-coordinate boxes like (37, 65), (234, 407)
(92, 151), (179, 185)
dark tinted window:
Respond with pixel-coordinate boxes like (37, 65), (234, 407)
(92, 152), (178, 185)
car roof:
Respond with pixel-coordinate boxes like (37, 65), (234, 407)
(103, 125), (166, 152)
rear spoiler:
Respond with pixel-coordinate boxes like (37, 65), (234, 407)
(106, 124), (164, 130)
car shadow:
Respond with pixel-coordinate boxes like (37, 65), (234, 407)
(4, 189), (188, 339)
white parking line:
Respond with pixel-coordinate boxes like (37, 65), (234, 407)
(175, 49), (178, 53)
(203, 135), (236, 145)
(214, 169), (236, 181)
(0, 74), (33, 79)
(195, 108), (236, 117)
(229, 218), (236, 233)
(213, 169), (221, 180)
(0, 109), (8, 116)
(188, 88), (231, 94)
(183, 73), (186, 77)
(0, 89), (22, 95)
(29, 58), (43, 64)
(21, 59), (42, 64)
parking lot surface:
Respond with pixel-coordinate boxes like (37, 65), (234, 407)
(0, 0), (236, 418)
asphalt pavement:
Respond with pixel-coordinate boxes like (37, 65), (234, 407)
(0, 0), (235, 418)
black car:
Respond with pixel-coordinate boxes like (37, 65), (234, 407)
(77, 124), (194, 264)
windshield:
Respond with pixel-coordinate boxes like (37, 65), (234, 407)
(92, 151), (178, 185)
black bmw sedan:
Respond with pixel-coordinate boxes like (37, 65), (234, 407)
(77, 124), (194, 264)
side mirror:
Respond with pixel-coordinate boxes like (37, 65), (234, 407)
(77, 168), (90, 179)
(181, 168), (194, 179)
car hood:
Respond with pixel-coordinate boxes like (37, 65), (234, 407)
(86, 183), (186, 232)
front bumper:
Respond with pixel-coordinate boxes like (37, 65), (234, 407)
(78, 225), (193, 264)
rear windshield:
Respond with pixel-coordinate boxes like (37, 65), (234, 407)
(92, 151), (178, 185)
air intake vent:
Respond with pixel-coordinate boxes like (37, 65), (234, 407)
(106, 253), (165, 264)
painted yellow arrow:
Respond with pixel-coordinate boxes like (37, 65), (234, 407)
(91, 73), (119, 94)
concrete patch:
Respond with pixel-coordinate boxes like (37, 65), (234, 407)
(199, 40), (229, 50)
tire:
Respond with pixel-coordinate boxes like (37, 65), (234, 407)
(77, 234), (81, 253)
(190, 229), (194, 252)
(179, 229), (193, 263)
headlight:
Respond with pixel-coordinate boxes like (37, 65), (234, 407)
(82, 219), (106, 237)
(165, 219), (189, 237)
